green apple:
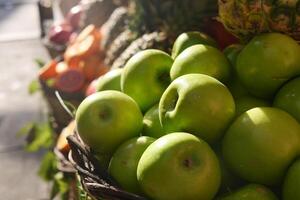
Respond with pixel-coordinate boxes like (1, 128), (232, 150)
(227, 76), (249, 99)
(217, 184), (278, 200)
(142, 104), (166, 138)
(222, 107), (300, 186)
(75, 91), (143, 156)
(235, 95), (270, 117)
(223, 44), (249, 99)
(170, 44), (231, 83)
(96, 68), (122, 92)
(137, 132), (221, 200)
(108, 136), (155, 194)
(171, 31), (218, 59)
(282, 159), (300, 200)
(159, 74), (235, 143)
(274, 77), (300, 123)
(213, 144), (244, 194)
(121, 49), (173, 112)
(94, 153), (111, 169)
(236, 33), (300, 99)
(223, 44), (243, 68)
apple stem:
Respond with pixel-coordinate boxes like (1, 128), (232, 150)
(183, 158), (193, 168)
(99, 106), (111, 120)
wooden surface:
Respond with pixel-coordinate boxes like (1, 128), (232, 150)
(0, 1), (53, 199)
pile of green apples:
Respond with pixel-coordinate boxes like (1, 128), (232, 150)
(75, 31), (300, 200)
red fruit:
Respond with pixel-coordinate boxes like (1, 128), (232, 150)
(48, 22), (73, 45)
(64, 25), (101, 64)
(204, 19), (239, 50)
(67, 5), (83, 30)
(55, 68), (85, 93)
(85, 79), (98, 96)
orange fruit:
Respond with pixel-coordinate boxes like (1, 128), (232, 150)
(38, 60), (58, 81)
(64, 25), (101, 63)
(56, 120), (76, 154)
(80, 55), (108, 81)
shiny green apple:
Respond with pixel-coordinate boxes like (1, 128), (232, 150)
(171, 31), (218, 59)
(96, 68), (122, 91)
(274, 77), (300, 123)
(218, 184), (278, 200)
(223, 107), (300, 186)
(137, 132), (221, 200)
(75, 91), (143, 156)
(170, 44), (231, 83)
(159, 74), (235, 143)
(108, 136), (155, 194)
(121, 49), (173, 112)
(142, 104), (166, 138)
(282, 159), (300, 200)
(236, 33), (300, 99)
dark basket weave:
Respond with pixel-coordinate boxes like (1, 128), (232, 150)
(54, 148), (77, 173)
(54, 148), (80, 200)
(67, 134), (148, 200)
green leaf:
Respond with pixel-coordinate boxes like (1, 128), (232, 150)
(38, 152), (57, 181)
(17, 122), (34, 137)
(77, 178), (94, 200)
(25, 122), (54, 152)
(50, 179), (60, 200)
(55, 172), (69, 194)
(46, 78), (56, 87)
(28, 79), (41, 94)
(39, 153), (72, 199)
(35, 58), (46, 68)
(51, 172), (71, 200)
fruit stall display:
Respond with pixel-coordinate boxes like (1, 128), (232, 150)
(27, 0), (300, 199)
(67, 30), (300, 200)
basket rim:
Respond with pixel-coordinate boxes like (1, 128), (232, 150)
(54, 147), (77, 173)
(67, 134), (148, 200)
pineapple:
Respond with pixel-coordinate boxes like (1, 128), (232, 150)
(104, 29), (140, 66)
(103, 0), (218, 68)
(218, 0), (300, 42)
(101, 7), (129, 51)
(81, 0), (117, 28)
(111, 32), (171, 69)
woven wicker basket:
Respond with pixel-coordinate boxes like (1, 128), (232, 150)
(67, 134), (147, 200)
(54, 147), (80, 200)
(54, 148), (76, 173)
